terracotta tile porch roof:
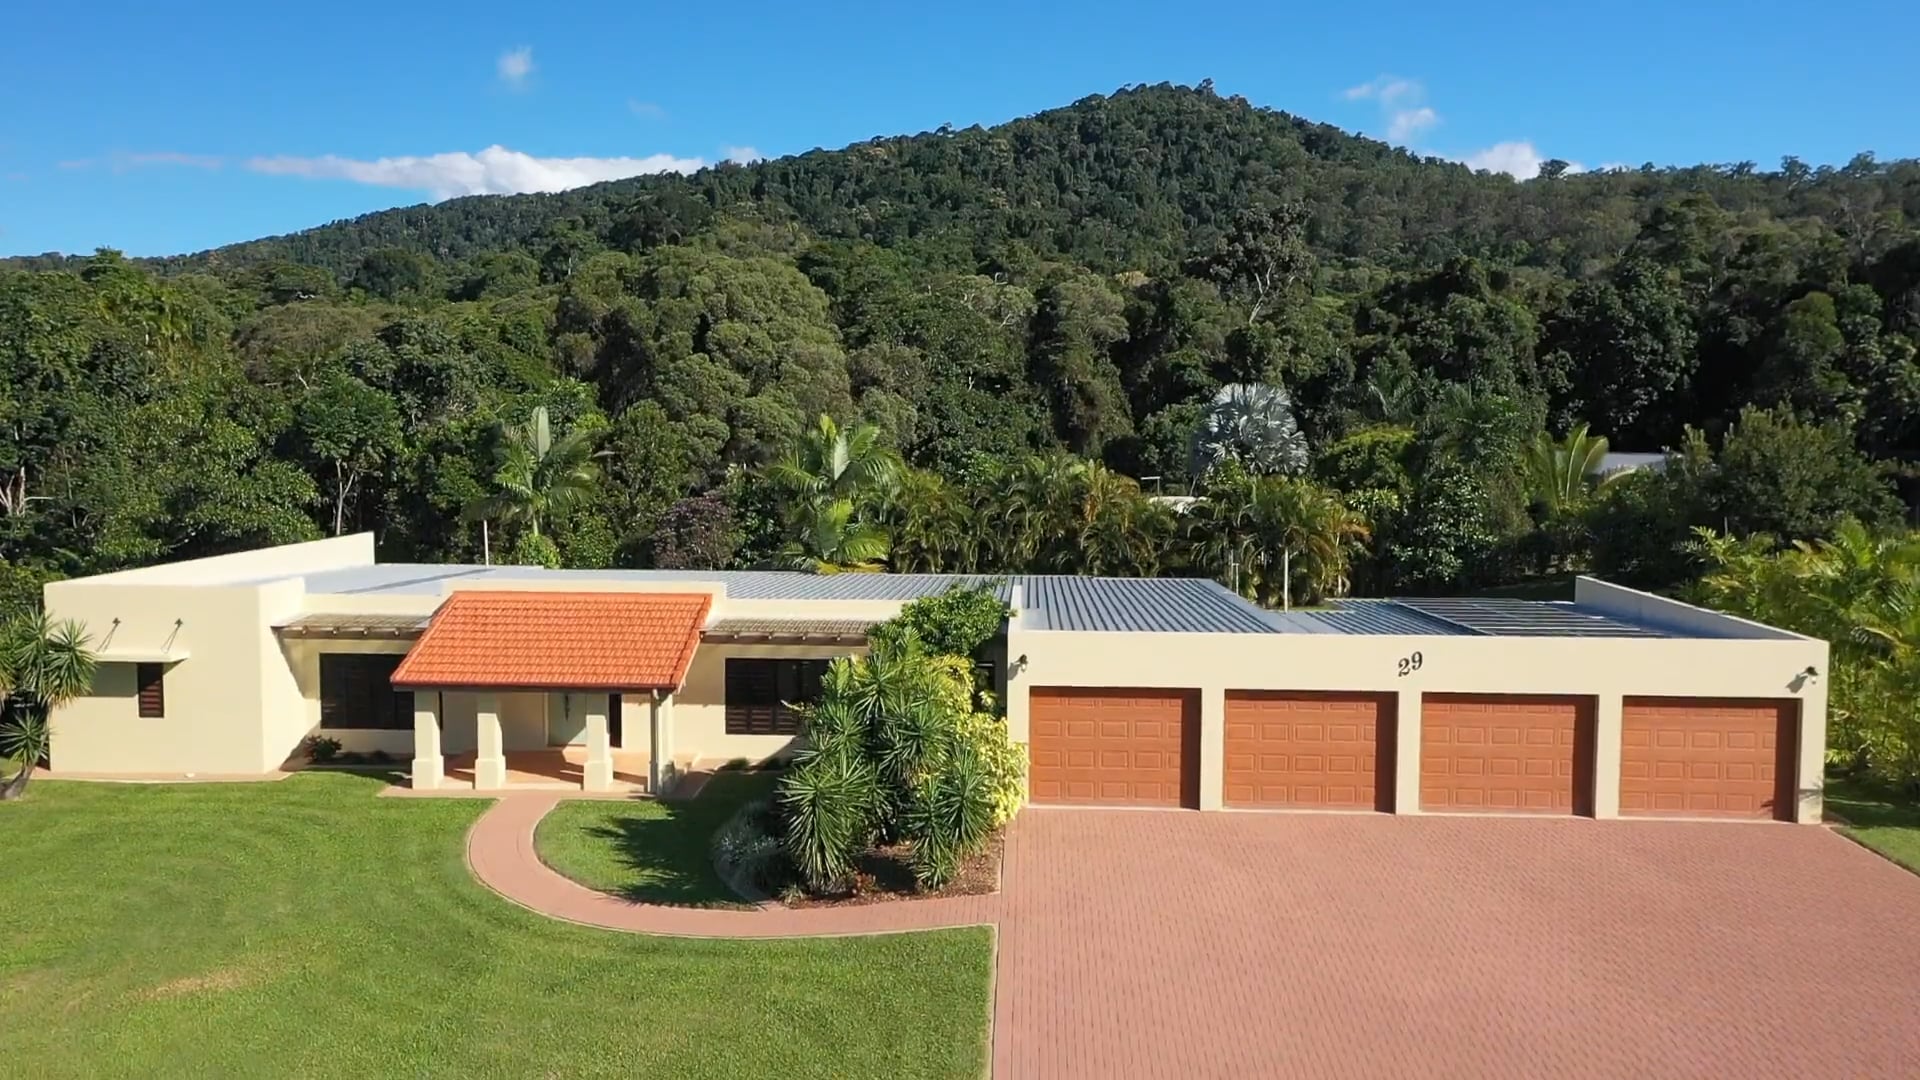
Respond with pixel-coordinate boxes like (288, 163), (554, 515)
(390, 591), (711, 691)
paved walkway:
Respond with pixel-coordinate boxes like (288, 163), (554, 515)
(470, 796), (1920, 1080)
(466, 792), (1002, 938)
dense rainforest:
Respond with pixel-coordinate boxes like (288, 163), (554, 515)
(5, 81), (1920, 619)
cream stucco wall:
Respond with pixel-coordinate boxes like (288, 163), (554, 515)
(674, 643), (869, 764)
(1005, 610), (1830, 822)
(43, 538), (1828, 823)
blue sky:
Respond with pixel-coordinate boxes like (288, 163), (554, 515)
(2, 0), (1914, 257)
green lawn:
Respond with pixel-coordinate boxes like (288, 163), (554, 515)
(0, 773), (991, 1079)
(536, 771), (779, 905)
(1827, 778), (1920, 874)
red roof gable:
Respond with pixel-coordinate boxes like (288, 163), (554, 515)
(390, 591), (711, 691)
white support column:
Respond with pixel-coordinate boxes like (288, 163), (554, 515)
(474, 691), (506, 791)
(648, 692), (666, 793)
(1794, 691), (1828, 825)
(1393, 689), (1423, 814)
(582, 695), (613, 792)
(1198, 686), (1225, 811)
(410, 690), (442, 790)
(1592, 692), (1624, 819)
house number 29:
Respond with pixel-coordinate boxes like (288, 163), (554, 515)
(1397, 651), (1424, 677)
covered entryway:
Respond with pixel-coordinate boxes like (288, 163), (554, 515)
(1224, 691), (1391, 810)
(394, 590), (710, 792)
(1621, 697), (1795, 819)
(1028, 687), (1198, 807)
(1421, 694), (1593, 814)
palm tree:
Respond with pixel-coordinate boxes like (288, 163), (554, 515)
(778, 498), (890, 574)
(1190, 382), (1310, 479)
(1523, 421), (1620, 512)
(764, 414), (900, 507)
(881, 469), (967, 573)
(0, 614), (99, 800)
(1187, 472), (1369, 609)
(462, 406), (604, 561)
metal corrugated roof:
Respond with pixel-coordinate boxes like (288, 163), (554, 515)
(1294, 600), (1475, 636)
(1018, 576), (1279, 633)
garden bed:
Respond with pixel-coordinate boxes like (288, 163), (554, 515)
(781, 832), (1003, 909)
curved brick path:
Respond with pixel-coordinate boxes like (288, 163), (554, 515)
(465, 792), (1003, 938)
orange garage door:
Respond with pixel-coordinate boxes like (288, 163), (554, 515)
(1621, 698), (1795, 820)
(1225, 692), (1391, 810)
(1422, 694), (1592, 814)
(1028, 688), (1198, 807)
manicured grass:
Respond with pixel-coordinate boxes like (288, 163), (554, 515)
(1827, 777), (1920, 874)
(0, 773), (991, 1079)
(536, 771), (780, 905)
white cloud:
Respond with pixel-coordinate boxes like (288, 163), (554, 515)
(1342, 75), (1421, 107)
(1456, 141), (1584, 180)
(722, 145), (762, 164)
(1342, 74), (1439, 146)
(245, 145), (705, 200)
(497, 47), (535, 90)
(627, 99), (666, 119)
(1386, 107), (1438, 142)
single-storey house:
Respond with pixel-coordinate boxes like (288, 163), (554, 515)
(44, 533), (1830, 822)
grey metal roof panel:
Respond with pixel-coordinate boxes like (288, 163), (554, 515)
(1298, 600), (1475, 636)
(1392, 596), (1673, 638)
(1017, 576), (1279, 633)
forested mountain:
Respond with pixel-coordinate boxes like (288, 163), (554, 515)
(4, 81), (1919, 615)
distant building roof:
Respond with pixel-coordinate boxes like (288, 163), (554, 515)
(1593, 451), (1667, 476)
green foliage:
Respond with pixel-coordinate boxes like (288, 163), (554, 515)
(1690, 522), (1920, 787)
(2, 84), (1920, 597)
(303, 734), (343, 763)
(1708, 406), (1900, 540)
(1185, 467), (1369, 607)
(0, 613), (98, 797)
(871, 585), (1011, 661)
(776, 626), (1021, 895)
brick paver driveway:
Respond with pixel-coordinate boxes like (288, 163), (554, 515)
(991, 809), (1920, 1079)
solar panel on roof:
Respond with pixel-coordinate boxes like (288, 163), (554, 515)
(1390, 596), (1668, 638)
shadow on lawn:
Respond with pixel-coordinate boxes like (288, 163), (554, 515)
(1825, 779), (1920, 829)
(581, 774), (778, 907)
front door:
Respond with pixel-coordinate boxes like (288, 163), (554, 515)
(608, 693), (623, 748)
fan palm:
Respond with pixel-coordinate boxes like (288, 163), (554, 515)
(1190, 382), (1310, 479)
(462, 405), (604, 544)
(0, 614), (99, 800)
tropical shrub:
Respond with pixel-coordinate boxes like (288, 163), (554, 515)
(904, 743), (999, 889)
(1690, 521), (1920, 787)
(775, 605), (1023, 894)
(303, 734), (343, 763)
(0, 614), (98, 800)
(711, 797), (788, 898)
(954, 711), (1026, 827)
(870, 585), (1011, 662)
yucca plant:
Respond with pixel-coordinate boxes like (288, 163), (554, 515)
(1, 614), (98, 800)
(904, 744), (998, 890)
(777, 750), (880, 893)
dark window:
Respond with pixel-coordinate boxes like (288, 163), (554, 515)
(319, 654), (411, 730)
(136, 663), (165, 719)
(725, 658), (831, 736)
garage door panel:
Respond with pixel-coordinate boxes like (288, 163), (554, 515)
(1028, 687), (1197, 808)
(1621, 698), (1793, 820)
(1224, 691), (1391, 810)
(1421, 694), (1592, 815)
